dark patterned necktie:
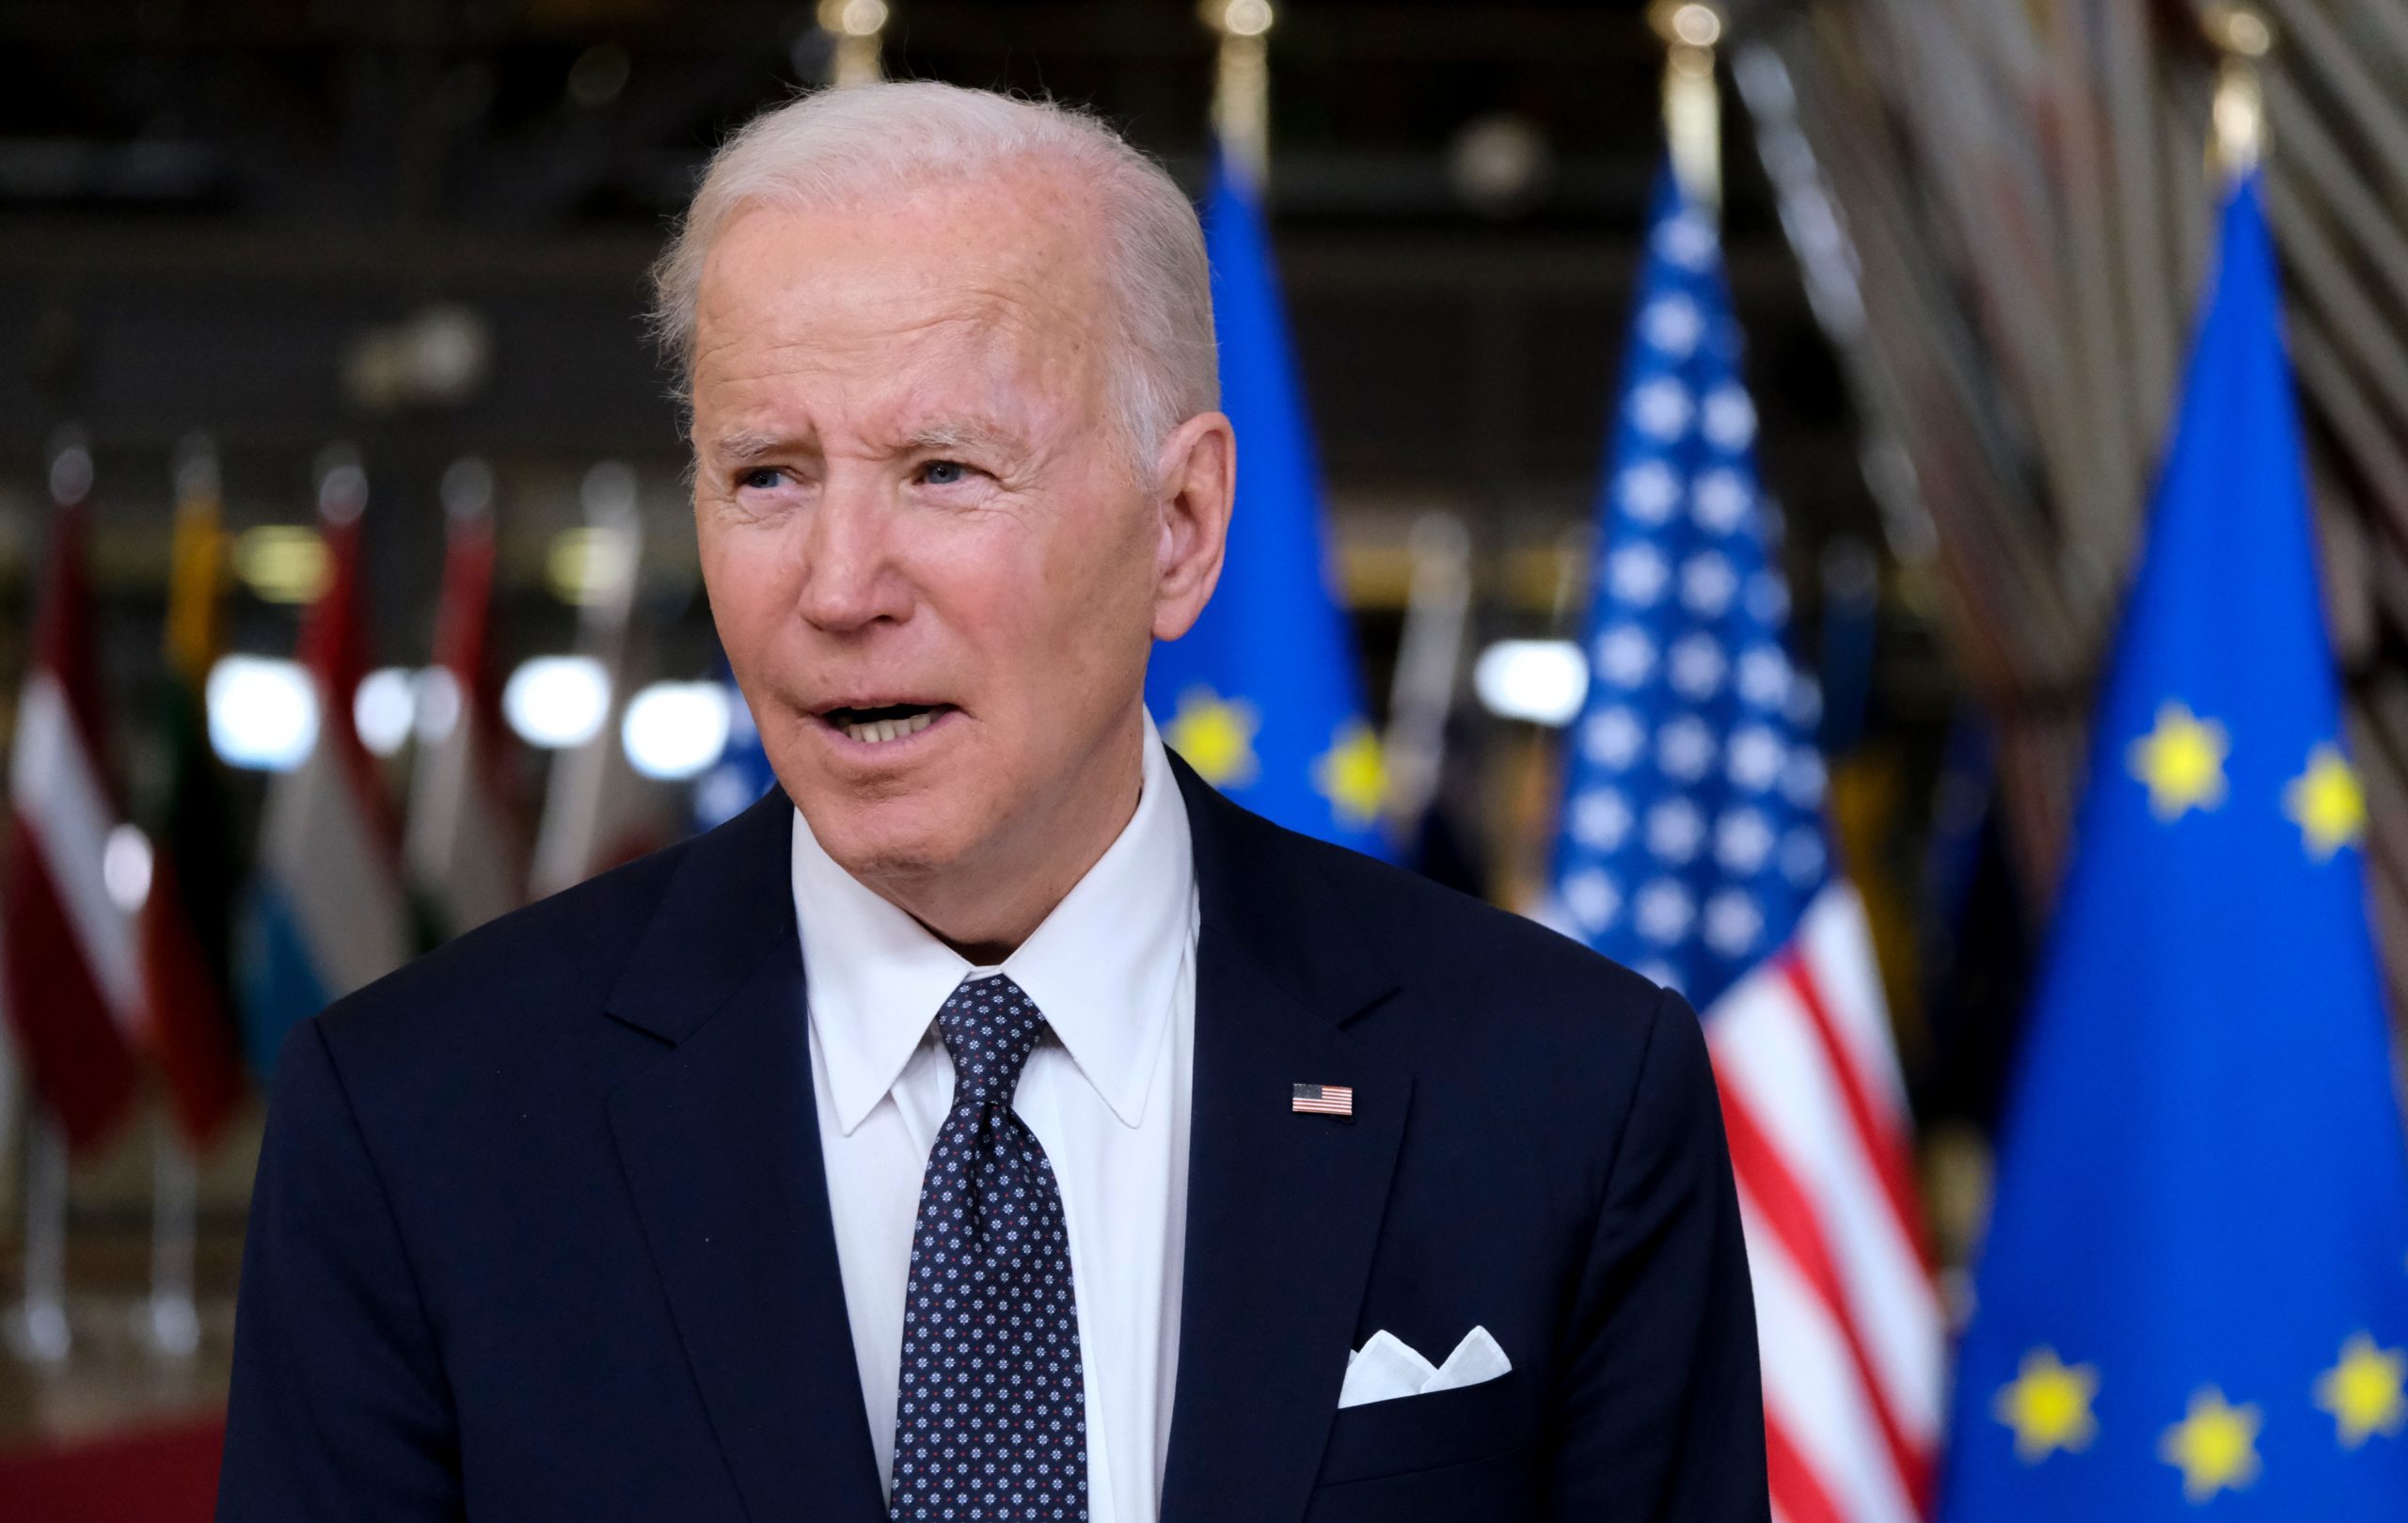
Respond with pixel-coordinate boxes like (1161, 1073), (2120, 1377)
(889, 974), (1088, 1521)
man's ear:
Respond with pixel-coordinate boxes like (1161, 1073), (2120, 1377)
(1149, 411), (1236, 643)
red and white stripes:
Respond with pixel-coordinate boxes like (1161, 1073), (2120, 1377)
(1705, 882), (1941, 1523)
(2, 502), (141, 1152)
(405, 498), (528, 938)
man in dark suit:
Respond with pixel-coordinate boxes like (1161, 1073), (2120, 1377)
(219, 81), (1766, 1522)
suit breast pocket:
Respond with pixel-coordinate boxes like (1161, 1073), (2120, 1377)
(1313, 1368), (1529, 1487)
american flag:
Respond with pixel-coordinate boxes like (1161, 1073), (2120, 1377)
(1291, 1083), (1354, 1118)
(1546, 172), (1941, 1523)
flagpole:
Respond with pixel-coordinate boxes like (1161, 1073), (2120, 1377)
(1380, 514), (1472, 844)
(7, 429), (106, 1369)
(1204, 0), (1274, 190)
(530, 463), (647, 897)
(2205, 5), (2273, 181)
(6, 1108), (71, 1364)
(1651, 1), (1722, 216)
(818, 0), (887, 87)
(134, 433), (221, 1361)
(139, 1110), (200, 1356)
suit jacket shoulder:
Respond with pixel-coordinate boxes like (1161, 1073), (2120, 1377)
(305, 786), (797, 1137)
(1188, 780), (1687, 1182)
(311, 840), (680, 1074)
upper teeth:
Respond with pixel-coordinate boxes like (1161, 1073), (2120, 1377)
(843, 710), (937, 745)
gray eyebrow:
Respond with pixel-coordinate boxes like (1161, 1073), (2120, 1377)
(702, 418), (1024, 465)
(901, 419), (1020, 456)
(705, 429), (792, 464)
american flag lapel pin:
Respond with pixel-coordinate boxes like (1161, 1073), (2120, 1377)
(1291, 1082), (1354, 1119)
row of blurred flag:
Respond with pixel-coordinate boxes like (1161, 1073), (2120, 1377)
(0, 447), (685, 1166)
(5, 450), (248, 1163)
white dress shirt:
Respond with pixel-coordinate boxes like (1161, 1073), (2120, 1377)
(792, 713), (1196, 1523)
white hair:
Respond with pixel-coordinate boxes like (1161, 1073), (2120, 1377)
(650, 81), (1218, 471)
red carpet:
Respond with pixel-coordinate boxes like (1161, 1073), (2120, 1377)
(0, 1416), (224, 1521)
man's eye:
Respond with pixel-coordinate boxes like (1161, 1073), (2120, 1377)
(736, 467), (784, 491)
(919, 459), (972, 486)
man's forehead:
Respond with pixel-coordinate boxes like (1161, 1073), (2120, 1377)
(698, 175), (1105, 330)
(692, 303), (1054, 438)
(690, 183), (1112, 446)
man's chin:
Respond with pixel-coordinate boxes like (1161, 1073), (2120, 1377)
(800, 797), (975, 888)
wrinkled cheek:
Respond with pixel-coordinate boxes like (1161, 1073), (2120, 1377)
(703, 522), (791, 619)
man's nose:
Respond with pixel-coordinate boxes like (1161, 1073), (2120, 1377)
(795, 474), (910, 633)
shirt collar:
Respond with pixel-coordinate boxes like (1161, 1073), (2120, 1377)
(791, 710), (1195, 1135)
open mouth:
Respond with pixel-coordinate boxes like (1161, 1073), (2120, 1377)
(819, 702), (953, 746)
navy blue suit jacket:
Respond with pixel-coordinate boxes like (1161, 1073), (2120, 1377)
(218, 758), (1766, 1521)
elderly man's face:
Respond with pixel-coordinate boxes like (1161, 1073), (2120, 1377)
(689, 168), (1226, 913)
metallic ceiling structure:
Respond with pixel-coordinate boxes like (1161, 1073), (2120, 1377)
(1729, 0), (2408, 1007)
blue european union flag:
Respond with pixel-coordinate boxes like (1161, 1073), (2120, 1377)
(1941, 174), (2408, 1517)
(1548, 168), (1829, 1008)
(1145, 162), (1387, 858)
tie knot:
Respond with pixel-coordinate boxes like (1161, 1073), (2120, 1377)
(935, 974), (1047, 1109)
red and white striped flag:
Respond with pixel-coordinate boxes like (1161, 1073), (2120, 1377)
(3, 451), (140, 1153)
(530, 464), (670, 897)
(238, 458), (412, 1071)
(1709, 886), (1940, 1523)
(405, 463), (528, 939)
(1544, 174), (1938, 1523)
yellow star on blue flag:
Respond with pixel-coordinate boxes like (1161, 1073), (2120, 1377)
(1941, 174), (2408, 1519)
(1145, 158), (1387, 858)
(1162, 687), (1259, 790)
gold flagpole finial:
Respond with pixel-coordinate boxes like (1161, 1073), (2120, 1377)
(818, 0), (889, 87)
(1203, 0), (1275, 191)
(1649, 1), (1723, 214)
(2203, 5), (2273, 177)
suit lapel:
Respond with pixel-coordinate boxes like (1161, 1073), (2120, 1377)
(1159, 759), (1412, 1523)
(597, 762), (1412, 1523)
(603, 792), (886, 1523)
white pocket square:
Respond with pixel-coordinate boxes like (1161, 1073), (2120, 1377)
(1337, 1325), (1513, 1409)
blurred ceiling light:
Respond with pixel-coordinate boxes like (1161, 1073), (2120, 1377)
(567, 42), (633, 109)
(1474, 639), (1588, 726)
(2204, 4), (2273, 57)
(355, 667), (420, 758)
(547, 525), (638, 607)
(207, 655), (318, 770)
(1654, 0), (1723, 48)
(235, 525), (330, 604)
(1447, 113), (1554, 217)
(102, 824), (152, 914)
(1215, 0), (1275, 38)
(622, 681), (733, 781)
(502, 656), (610, 750)
(818, 0), (889, 37)
(342, 303), (495, 412)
